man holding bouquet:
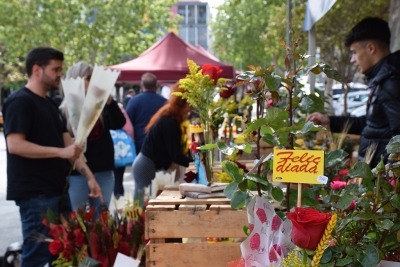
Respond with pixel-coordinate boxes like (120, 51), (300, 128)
(2, 47), (103, 267)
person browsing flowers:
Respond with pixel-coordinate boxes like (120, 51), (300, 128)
(61, 61), (126, 212)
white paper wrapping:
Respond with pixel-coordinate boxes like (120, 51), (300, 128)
(61, 77), (85, 136)
(74, 64), (120, 146)
(240, 196), (294, 267)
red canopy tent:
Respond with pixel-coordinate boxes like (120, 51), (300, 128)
(109, 32), (235, 83)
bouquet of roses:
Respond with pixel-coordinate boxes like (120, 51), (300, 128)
(42, 202), (145, 267)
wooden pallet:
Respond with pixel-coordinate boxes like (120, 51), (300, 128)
(145, 186), (247, 267)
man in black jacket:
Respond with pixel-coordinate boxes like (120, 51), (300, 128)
(307, 17), (400, 167)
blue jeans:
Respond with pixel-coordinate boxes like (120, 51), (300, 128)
(16, 195), (72, 267)
(68, 170), (114, 213)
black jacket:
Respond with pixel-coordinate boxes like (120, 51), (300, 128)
(141, 115), (193, 171)
(329, 50), (400, 167)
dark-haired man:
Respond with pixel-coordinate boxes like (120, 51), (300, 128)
(307, 17), (400, 167)
(126, 72), (166, 154)
(2, 47), (103, 267)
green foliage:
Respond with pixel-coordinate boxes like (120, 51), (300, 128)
(210, 0), (282, 71)
(0, 0), (179, 68)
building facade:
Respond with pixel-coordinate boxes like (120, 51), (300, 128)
(172, 0), (209, 49)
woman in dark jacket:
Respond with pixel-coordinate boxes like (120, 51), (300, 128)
(132, 83), (193, 201)
(61, 61), (126, 211)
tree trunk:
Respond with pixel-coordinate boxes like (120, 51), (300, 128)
(389, 0), (400, 52)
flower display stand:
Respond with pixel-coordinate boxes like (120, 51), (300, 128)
(145, 185), (251, 267)
(187, 160), (255, 182)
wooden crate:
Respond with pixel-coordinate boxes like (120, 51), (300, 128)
(145, 186), (248, 267)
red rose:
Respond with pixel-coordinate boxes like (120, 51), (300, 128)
(338, 169), (349, 177)
(271, 215), (282, 231)
(330, 181), (346, 190)
(256, 208), (267, 223)
(347, 200), (356, 211)
(48, 224), (64, 239)
(42, 218), (48, 227)
(333, 176), (341, 182)
(286, 207), (331, 250)
(219, 83), (235, 98)
(202, 64), (223, 84)
(69, 211), (76, 220)
(49, 239), (63, 255)
(74, 229), (86, 247)
(253, 80), (261, 90)
(250, 233), (260, 250)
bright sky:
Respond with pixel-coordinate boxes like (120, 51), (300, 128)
(207, 0), (225, 17)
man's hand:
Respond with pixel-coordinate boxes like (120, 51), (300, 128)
(59, 144), (82, 162)
(87, 178), (104, 202)
(306, 112), (330, 128)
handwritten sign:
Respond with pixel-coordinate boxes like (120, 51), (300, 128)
(272, 150), (325, 184)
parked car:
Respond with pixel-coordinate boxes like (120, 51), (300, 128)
(332, 82), (368, 101)
(333, 90), (370, 116)
(350, 104), (367, 117)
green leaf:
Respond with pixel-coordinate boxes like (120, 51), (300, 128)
(292, 53), (300, 60)
(246, 174), (270, 186)
(224, 182), (238, 199)
(260, 125), (273, 135)
(336, 194), (356, 210)
(271, 186), (284, 202)
(198, 143), (217, 150)
(320, 247), (332, 263)
(319, 63), (342, 83)
(335, 257), (353, 266)
(265, 73), (281, 91)
(363, 178), (375, 191)
(231, 191), (248, 209)
(217, 142), (236, 155)
(264, 107), (289, 125)
(300, 96), (313, 110)
(238, 180), (248, 192)
(390, 194), (400, 209)
(303, 64), (320, 75)
(262, 134), (279, 146)
(325, 150), (349, 167)
(45, 208), (58, 225)
(386, 135), (400, 153)
(302, 196), (319, 207)
(246, 180), (258, 191)
(243, 144), (252, 153)
(307, 94), (325, 113)
(377, 219), (394, 230)
(222, 161), (243, 183)
(357, 245), (381, 267)
(244, 118), (268, 134)
(349, 162), (374, 180)
(236, 71), (255, 80)
(243, 225), (250, 236)
(353, 211), (374, 221)
(281, 78), (296, 86)
(295, 121), (314, 134)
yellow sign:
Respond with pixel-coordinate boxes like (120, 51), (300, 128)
(272, 150), (325, 184)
